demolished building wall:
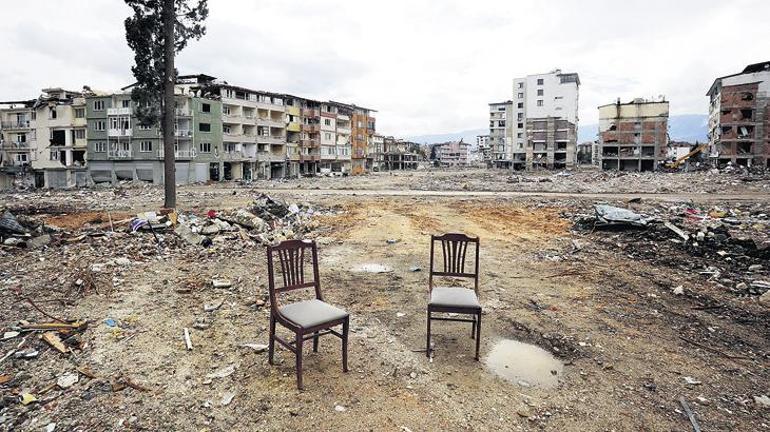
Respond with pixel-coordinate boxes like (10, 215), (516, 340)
(597, 99), (669, 172)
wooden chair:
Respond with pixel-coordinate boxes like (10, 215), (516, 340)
(266, 239), (349, 390)
(426, 233), (481, 360)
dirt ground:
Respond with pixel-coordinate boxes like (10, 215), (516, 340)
(1, 171), (769, 431)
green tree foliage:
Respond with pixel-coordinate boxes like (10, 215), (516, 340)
(124, 0), (209, 127)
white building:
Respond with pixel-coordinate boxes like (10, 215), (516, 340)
(511, 69), (580, 169)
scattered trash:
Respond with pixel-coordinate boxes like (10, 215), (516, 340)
(594, 204), (655, 227)
(396, 312), (406, 318)
(334, 404), (347, 412)
(672, 285), (685, 295)
(683, 376), (702, 386)
(212, 279), (232, 289)
(2, 331), (19, 340)
(19, 393), (37, 405)
(221, 391), (236, 406)
(409, 266), (422, 272)
(353, 264), (392, 273)
(183, 328), (193, 351)
(104, 318), (118, 327)
(386, 239), (399, 244)
(240, 343), (268, 353)
(755, 395), (770, 408)
(206, 364), (236, 379)
(204, 299), (225, 312)
(56, 372), (79, 389)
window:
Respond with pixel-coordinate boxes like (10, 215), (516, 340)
(50, 150), (59, 161)
(537, 89), (544, 96)
(139, 141), (153, 152)
(199, 123), (211, 132)
(223, 89), (233, 98)
(517, 93), (524, 99)
(15, 154), (28, 163)
(517, 102), (523, 109)
(518, 82), (523, 88)
(93, 100), (105, 111)
(138, 124), (152, 130)
(223, 125), (231, 134)
(324, 119), (331, 126)
(94, 142), (106, 152)
(75, 129), (86, 139)
(16, 133), (26, 143)
(199, 142), (212, 153)
(324, 132), (332, 140)
(537, 100), (544, 106)
(517, 133), (523, 138)
(93, 120), (105, 131)
(497, 120), (505, 127)
(517, 123), (523, 128)
(221, 105), (228, 115)
(517, 113), (523, 120)
(122, 100), (131, 108)
(202, 103), (211, 113)
(49, 108), (57, 119)
(537, 78), (544, 85)
(75, 108), (85, 118)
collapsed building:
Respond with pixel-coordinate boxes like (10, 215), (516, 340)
(707, 61), (770, 168)
(596, 98), (669, 172)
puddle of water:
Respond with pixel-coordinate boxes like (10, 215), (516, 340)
(484, 339), (564, 388)
(353, 263), (393, 273)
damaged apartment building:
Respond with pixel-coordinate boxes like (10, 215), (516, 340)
(707, 61), (770, 168)
(487, 69), (580, 170)
(0, 88), (90, 189)
(83, 74), (378, 185)
(596, 98), (669, 171)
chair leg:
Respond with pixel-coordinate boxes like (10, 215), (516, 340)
(295, 331), (304, 390)
(268, 314), (276, 365)
(342, 317), (349, 373)
(475, 311), (482, 361)
(312, 332), (319, 353)
(426, 309), (432, 358)
(471, 315), (476, 340)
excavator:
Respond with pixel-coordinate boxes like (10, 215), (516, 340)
(664, 143), (709, 169)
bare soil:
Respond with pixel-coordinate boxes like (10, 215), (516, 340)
(1, 171), (769, 431)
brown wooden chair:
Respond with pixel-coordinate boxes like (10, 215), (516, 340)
(266, 239), (349, 390)
(426, 233), (481, 360)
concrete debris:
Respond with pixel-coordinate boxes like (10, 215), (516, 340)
(594, 204), (655, 227)
(206, 364), (236, 380)
(240, 343), (268, 353)
(755, 395), (770, 408)
(220, 391), (236, 406)
(56, 372), (79, 389)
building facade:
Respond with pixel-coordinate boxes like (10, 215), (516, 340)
(514, 69), (579, 170)
(707, 61), (770, 168)
(435, 140), (470, 167)
(1, 88), (90, 189)
(488, 101), (512, 167)
(597, 98), (669, 171)
(525, 117), (577, 169)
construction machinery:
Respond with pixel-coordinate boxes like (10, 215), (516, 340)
(665, 143), (709, 169)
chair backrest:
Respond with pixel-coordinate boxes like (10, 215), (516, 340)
(266, 239), (322, 313)
(429, 233), (480, 294)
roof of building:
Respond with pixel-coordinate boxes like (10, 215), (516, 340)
(706, 61), (770, 96)
(488, 100), (512, 106)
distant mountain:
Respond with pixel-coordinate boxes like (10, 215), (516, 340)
(578, 114), (708, 143)
(407, 129), (487, 146)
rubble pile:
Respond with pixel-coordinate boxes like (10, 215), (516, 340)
(574, 202), (770, 298)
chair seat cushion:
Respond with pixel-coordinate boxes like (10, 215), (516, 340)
(279, 299), (349, 328)
(430, 287), (481, 309)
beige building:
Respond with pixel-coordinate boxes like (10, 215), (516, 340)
(525, 117), (577, 169)
(435, 140), (470, 167)
(1, 88), (89, 189)
(597, 98), (669, 171)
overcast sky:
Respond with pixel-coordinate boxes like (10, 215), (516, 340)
(1, 0), (768, 136)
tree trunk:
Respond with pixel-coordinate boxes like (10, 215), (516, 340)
(162, 0), (176, 209)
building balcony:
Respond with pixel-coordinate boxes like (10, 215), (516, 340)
(1, 141), (33, 149)
(301, 108), (319, 118)
(256, 135), (285, 145)
(299, 154), (320, 162)
(257, 152), (286, 162)
(257, 118), (285, 128)
(337, 114), (350, 121)
(108, 128), (132, 137)
(108, 149), (133, 159)
(221, 151), (246, 161)
(336, 127), (351, 135)
(1, 121), (33, 129)
(255, 101), (285, 112)
(287, 122), (301, 132)
(157, 149), (196, 159)
(107, 107), (132, 116)
(300, 139), (320, 148)
(175, 129), (193, 138)
(301, 124), (320, 133)
(175, 108), (192, 117)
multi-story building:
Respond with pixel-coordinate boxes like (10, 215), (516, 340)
(525, 117), (577, 169)
(348, 104), (376, 175)
(707, 61), (770, 168)
(597, 98), (669, 171)
(86, 86), (223, 184)
(511, 69), (580, 170)
(291, 96), (322, 175)
(488, 101), (512, 167)
(475, 134), (491, 165)
(1, 99), (37, 188)
(367, 133), (385, 171)
(1, 88), (90, 189)
(381, 137), (419, 170)
(435, 140), (470, 167)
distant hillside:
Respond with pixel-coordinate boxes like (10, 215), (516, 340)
(578, 114), (708, 143)
(407, 129), (487, 145)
